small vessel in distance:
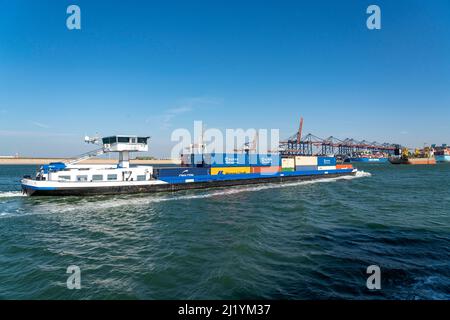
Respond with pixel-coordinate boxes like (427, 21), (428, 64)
(389, 147), (436, 165)
(433, 145), (450, 163)
(21, 134), (358, 196)
(344, 151), (389, 163)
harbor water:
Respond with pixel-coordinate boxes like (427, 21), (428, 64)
(0, 164), (449, 299)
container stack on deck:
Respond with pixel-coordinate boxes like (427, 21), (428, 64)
(155, 153), (352, 178)
(317, 156), (336, 171)
(295, 156), (318, 171)
(281, 158), (295, 172)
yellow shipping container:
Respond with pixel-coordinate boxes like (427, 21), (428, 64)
(295, 156), (318, 166)
(210, 167), (251, 175)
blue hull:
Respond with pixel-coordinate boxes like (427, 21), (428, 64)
(157, 168), (354, 184)
(435, 155), (450, 162)
(346, 157), (388, 163)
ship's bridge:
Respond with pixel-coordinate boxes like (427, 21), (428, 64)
(102, 135), (149, 152)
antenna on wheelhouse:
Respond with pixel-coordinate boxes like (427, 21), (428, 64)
(84, 133), (101, 145)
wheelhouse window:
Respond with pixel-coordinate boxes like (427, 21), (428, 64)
(107, 174), (117, 181)
(102, 136), (117, 144)
(118, 137), (130, 143)
(59, 176), (71, 181)
(77, 175), (88, 182)
(137, 137), (148, 144)
(92, 175), (103, 181)
(137, 175), (146, 181)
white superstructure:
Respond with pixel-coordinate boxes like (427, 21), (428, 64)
(47, 164), (153, 183)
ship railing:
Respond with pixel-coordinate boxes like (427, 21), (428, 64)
(66, 147), (106, 165)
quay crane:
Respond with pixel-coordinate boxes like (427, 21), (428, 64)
(279, 116), (399, 157)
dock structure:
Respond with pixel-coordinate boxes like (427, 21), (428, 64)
(278, 117), (399, 156)
(279, 132), (398, 156)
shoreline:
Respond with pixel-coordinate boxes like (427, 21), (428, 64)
(0, 158), (181, 165)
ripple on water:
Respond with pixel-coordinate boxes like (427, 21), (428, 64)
(0, 165), (449, 299)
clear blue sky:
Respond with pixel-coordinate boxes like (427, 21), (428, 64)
(1, 0), (449, 157)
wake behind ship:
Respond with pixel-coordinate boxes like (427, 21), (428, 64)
(21, 135), (358, 196)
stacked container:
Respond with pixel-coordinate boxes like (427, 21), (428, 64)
(281, 158), (295, 172)
(317, 156), (337, 171)
(201, 153), (281, 175)
(210, 167), (251, 175)
(179, 153), (343, 174)
(251, 166), (281, 174)
(252, 154), (280, 167)
(249, 154), (281, 174)
(295, 156), (318, 171)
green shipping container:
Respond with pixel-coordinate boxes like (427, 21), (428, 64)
(281, 167), (294, 172)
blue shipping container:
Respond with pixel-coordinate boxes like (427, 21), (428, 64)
(156, 167), (210, 177)
(251, 154), (281, 167)
(201, 153), (281, 167)
(317, 157), (336, 166)
(208, 153), (247, 167)
(210, 153), (280, 167)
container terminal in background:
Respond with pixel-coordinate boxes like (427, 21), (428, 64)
(1, 117), (448, 165)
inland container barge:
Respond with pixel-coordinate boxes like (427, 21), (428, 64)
(21, 135), (358, 196)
